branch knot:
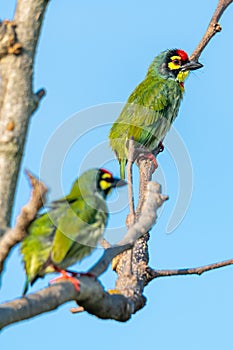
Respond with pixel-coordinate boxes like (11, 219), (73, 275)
(214, 23), (222, 32)
(0, 20), (22, 59)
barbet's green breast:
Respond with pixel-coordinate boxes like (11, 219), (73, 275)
(109, 74), (183, 162)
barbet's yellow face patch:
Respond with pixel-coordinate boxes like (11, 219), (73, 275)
(168, 55), (189, 83)
(99, 172), (112, 191)
(168, 55), (182, 71)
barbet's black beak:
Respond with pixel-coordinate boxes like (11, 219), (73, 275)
(181, 60), (203, 72)
(111, 178), (127, 188)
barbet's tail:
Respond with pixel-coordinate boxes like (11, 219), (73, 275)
(22, 279), (29, 296)
(22, 275), (38, 296)
(120, 159), (126, 180)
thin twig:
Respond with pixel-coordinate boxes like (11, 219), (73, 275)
(146, 257), (233, 282)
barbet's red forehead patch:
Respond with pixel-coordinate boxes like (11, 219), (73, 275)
(100, 168), (112, 177)
(176, 49), (189, 61)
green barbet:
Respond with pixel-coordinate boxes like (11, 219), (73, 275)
(109, 49), (203, 179)
(21, 168), (126, 294)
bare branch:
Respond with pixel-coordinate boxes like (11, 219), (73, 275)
(136, 159), (155, 215)
(0, 171), (47, 274)
(89, 181), (167, 277)
(191, 0), (233, 61)
(2, 254), (233, 330)
(0, 180), (166, 329)
(0, 278), (132, 330)
(1, 0), (233, 330)
(109, 147), (162, 300)
(146, 258), (233, 283)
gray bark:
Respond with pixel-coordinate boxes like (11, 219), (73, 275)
(0, 0), (48, 231)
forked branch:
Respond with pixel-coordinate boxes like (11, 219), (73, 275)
(0, 181), (166, 330)
(0, 0), (232, 329)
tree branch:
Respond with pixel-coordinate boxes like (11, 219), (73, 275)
(1, 0), (233, 330)
(110, 0), (233, 315)
(0, 0), (49, 230)
(89, 181), (167, 277)
(145, 257), (233, 283)
(3, 251), (233, 330)
(0, 171), (47, 274)
(0, 181), (166, 330)
(191, 0), (233, 61)
(0, 277), (134, 330)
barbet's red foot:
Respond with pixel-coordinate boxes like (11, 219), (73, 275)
(50, 269), (80, 292)
(146, 153), (158, 170)
(137, 152), (158, 172)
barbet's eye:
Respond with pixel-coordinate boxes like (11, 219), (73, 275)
(173, 59), (181, 65)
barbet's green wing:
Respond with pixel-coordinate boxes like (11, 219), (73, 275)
(21, 195), (108, 293)
(21, 208), (61, 293)
(109, 76), (183, 178)
(50, 194), (108, 270)
(125, 78), (171, 146)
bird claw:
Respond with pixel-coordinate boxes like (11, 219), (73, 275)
(137, 152), (158, 172)
(49, 270), (80, 292)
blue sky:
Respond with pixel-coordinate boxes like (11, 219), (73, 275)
(1, 1), (233, 348)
